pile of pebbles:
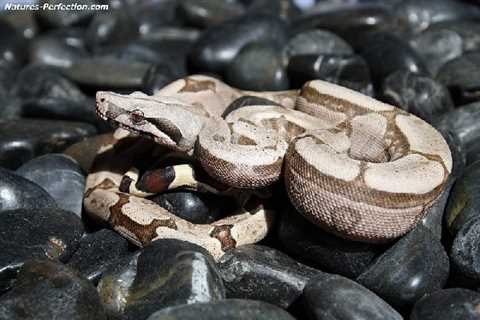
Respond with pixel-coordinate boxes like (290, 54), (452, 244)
(0, 0), (479, 319)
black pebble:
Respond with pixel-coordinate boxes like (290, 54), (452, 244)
(217, 244), (322, 309)
(0, 208), (84, 292)
(0, 259), (106, 320)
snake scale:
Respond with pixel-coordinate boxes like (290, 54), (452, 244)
(84, 75), (452, 259)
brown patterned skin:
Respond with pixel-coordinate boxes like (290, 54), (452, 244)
(84, 131), (274, 260)
(86, 75), (452, 253)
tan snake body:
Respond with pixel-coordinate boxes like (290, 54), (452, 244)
(84, 75), (452, 259)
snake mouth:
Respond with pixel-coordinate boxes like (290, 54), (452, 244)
(96, 109), (135, 133)
(96, 110), (176, 147)
(96, 110), (108, 121)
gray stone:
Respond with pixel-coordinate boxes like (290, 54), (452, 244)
(394, 0), (480, 34)
(150, 191), (233, 224)
(434, 102), (480, 164)
(177, 0), (245, 28)
(16, 154), (85, 216)
(278, 206), (383, 278)
(445, 161), (480, 236)
(0, 208), (84, 292)
(381, 70), (454, 123)
(189, 14), (288, 75)
(436, 52), (480, 105)
(410, 288), (480, 320)
(303, 274), (402, 320)
(0, 167), (56, 211)
(0, 259), (106, 320)
(98, 239), (225, 320)
(284, 29), (353, 59)
(288, 53), (372, 95)
(0, 119), (96, 169)
(225, 42), (289, 91)
(12, 65), (98, 125)
(217, 245), (322, 308)
(357, 226), (449, 311)
(147, 299), (296, 320)
(67, 229), (130, 283)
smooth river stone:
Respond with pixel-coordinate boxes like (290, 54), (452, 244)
(0, 20), (27, 68)
(0, 93), (21, 120)
(467, 140), (480, 165)
(85, 10), (138, 52)
(16, 154), (85, 216)
(303, 274), (402, 320)
(278, 206), (383, 278)
(0, 259), (106, 320)
(112, 41), (188, 87)
(150, 191), (233, 224)
(188, 14), (288, 75)
(410, 288), (480, 320)
(12, 65), (97, 125)
(134, 0), (179, 35)
(354, 31), (429, 89)
(147, 299), (296, 320)
(291, 5), (403, 38)
(29, 31), (89, 69)
(139, 25), (201, 44)
(357, 225), (449, 311)
(137, 38), (192, 74)
(409, 28), (464, 76)
(284, 29), (353, 59)
(436, 52), (480, 105)
(98, 239), (225, 320)
(48, 26), (87, 48)
(1, 10), (38, 40)
(0, 64), (16, 96)
(380, 70), (454, 123)
(450, 217), (480, 287)
(0, 119), (96, 169)
(0, 208), (84, 292)
(0, 167), (56, 211)
(427, 20), (480, 53)
(112, 41), (183, 67)
(217, 245), (322, 308)
(444, 161), (480, 236)
(434, 102), (480, 162)
(287, 54), (373, 95)
(177, 0), (245, 28)
(225, 42), (289, 91)
(245, 0), (300, 21)
(67, 229), (130, 283)
(36, 0), (97, 28)
(394, 0), (480, 34)
(65, 57), (153, 91)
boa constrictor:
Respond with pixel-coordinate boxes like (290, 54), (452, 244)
(84, 75), (452, 259)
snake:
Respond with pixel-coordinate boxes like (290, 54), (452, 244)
(84, 75), (452, 259)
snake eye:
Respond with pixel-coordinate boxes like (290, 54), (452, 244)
(130, 109), (145, 125)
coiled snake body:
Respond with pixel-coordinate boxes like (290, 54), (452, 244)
(85, 75), (452, 259)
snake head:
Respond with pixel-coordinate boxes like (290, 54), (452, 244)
(95, 91), (206, 152)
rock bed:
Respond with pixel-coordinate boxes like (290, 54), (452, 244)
(0, 0), (480, 319)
